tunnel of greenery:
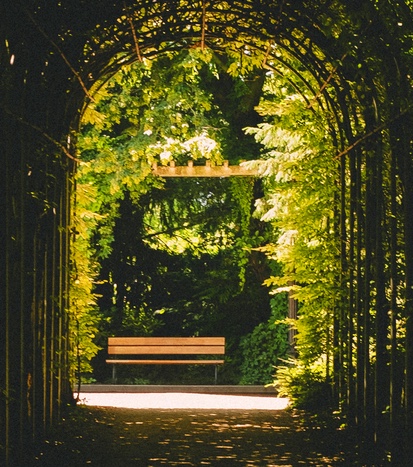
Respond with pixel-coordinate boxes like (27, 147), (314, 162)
(2, 1), (413, 465)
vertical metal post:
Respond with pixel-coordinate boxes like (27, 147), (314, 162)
(112, 364), (116, 384)
(214, 365), (218, 385)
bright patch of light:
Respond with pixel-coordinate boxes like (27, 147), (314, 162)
(182, 134), (217, 154)
(75, 392), (290, 410)
(160, 150), (172, 160)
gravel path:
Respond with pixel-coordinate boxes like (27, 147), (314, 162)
(29, 394), (350, 466)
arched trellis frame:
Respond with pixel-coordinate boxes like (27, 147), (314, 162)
(2, 1), (413, 465)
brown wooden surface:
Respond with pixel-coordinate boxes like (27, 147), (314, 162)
(108, 345), (224, 355)
(106, 337), (225, 384)
(151, 162), (257, 178)
(107, 337), (225, 359)
(108, 337), (224, 346)
(105, 359), (225, 365)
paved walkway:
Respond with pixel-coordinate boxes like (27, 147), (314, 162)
(75, 391), (290, 410)
(30, 390), (349, 466)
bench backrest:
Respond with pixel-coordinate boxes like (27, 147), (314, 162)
(107, 337), (225, 356)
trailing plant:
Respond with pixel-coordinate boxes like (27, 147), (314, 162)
(69, 182), (102, 391)
(243, 64), (341, 391)
(229, 177), (255, 288)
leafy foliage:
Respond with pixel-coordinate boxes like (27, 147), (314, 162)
(272, 358), (332, 410)
(239, 294), (289, 385)
(5, 1), (413, 463)
(244, 61), (341, 381)
(69, 182), (102, 383)
(74, 47), (279, 382)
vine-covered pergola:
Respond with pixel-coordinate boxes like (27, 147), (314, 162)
(2, 1), (413, 464)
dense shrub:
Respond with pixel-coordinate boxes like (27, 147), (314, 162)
(273, 358), (332, 410)
(239, 295), (289, 385)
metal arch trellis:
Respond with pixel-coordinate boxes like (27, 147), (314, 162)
(80, 1), (295, 88)
(77, 0), (346, 149)
(77, 0), (354, 144)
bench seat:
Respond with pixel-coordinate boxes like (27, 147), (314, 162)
(106, 359), (224, 365)
(106, 336), (225, 384)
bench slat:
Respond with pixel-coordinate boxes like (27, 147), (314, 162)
(106, 359), (224, 365)
(108, 337), (224, 346)
(108, 345), (224, 355)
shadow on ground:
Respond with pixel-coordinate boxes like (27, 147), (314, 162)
(28, 397), (352, 466)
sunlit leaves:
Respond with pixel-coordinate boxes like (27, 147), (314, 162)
(246, 68), (340, 366)
(69, 182), (102, 381)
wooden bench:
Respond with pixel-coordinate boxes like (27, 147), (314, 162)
(106, 336), (225, 384)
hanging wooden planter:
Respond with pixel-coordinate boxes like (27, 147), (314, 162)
(151, 160), (258, 177)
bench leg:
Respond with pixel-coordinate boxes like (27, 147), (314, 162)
(214, 365), (218, 385)
(112, 364), (117, 384)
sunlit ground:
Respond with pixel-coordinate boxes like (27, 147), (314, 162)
(75, 392), (290, 410)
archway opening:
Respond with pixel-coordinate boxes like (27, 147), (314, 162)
(72, 46), (298, 387)
(67, 0), (372, 413)
(3, 2), (413, 465)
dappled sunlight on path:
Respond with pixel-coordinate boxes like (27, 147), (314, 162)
(75, 392), (290, 410)
(30, 393), (348, 466)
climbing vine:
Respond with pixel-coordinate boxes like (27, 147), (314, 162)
(244, 60), (341, 386)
